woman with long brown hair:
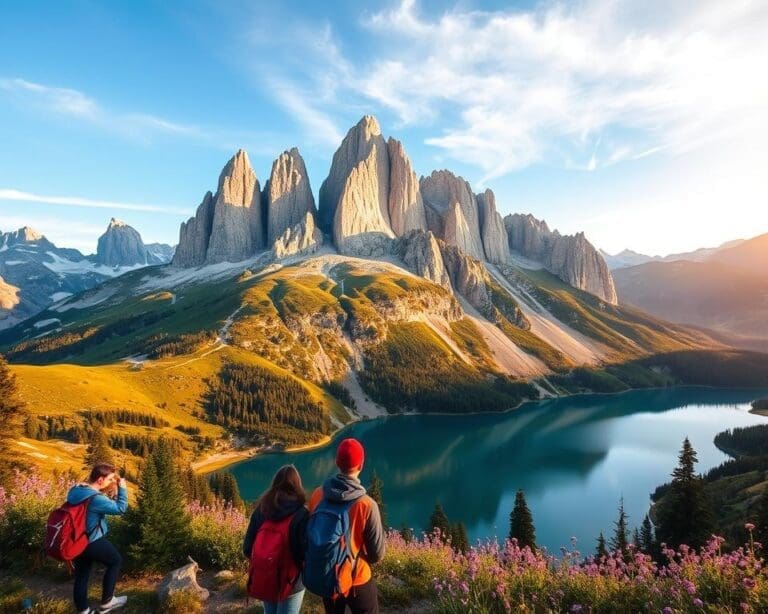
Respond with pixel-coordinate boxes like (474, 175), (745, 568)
(242, 464), (309, 614)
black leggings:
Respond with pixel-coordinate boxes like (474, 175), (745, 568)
(73, 537), (122, 611)
(323, 579), (379, 614)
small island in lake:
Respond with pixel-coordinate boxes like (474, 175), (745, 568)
(750, 398), (768, 415)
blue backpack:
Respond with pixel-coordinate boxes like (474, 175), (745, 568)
(303, 498), (359, 598)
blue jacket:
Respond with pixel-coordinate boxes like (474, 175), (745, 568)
(66, 484), (128, 542)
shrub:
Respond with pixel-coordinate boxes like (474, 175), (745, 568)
(159, 589), (204, 614)
(0, 472), (69, 572)
(186, 501), (248, 571)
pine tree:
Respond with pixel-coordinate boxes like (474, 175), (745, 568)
(128, 438), (190, 571)
(633, 527), (641, 548)
(596, 532), (608, 559)
(0, 354), (24, 482)
(611, 497), (629, 556)
(219, 473), (244, 509)
(85, 424), (114, 467)
(429, 503), (451, 541)
(640, 515), (655, 554)
(451, 522), (470, 553)
(509, 489), (536, 550)
(655, 438), (715, 549)
(368, 470), (388, 529)
(399, 523), (414, 544)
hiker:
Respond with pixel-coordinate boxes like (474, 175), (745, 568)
(305, 438), (385, 614)
(67, 463), (129, 614)
(243, 464), (309, 614)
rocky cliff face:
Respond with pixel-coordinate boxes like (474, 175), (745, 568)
(387, 138), (427, 236)
(173, 192), (215, 267)
(272, 211), (323, 259)
(266, 148), (316, 245)
(319, 116), (394, 256)
(95, 218), (168, 266)
(174, 150), (266, 267)
(206, 149), (264, 263)
(392, 230), (451, 291)
(477, 190), (509, 265)
(420, 170), (485, 261)
(505, 213), (618, 304)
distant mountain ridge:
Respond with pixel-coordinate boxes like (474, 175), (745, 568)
(0, 220), (174, 329)
(600, 239), (747, 270)
(613, 233), (768, 346)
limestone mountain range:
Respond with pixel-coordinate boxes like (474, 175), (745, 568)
(174, 115), (617, 305)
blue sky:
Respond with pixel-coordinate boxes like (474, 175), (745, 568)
(1, 0), (766, 256)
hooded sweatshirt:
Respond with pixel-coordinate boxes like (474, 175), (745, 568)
(308, 473), (386, 587)
(243, 495), (309, 595)
(66, 483), (128, 542)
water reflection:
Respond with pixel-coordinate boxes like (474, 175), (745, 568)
(230, 387), (768, 552)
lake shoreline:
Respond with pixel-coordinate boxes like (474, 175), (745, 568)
(196, 384), (768, 474)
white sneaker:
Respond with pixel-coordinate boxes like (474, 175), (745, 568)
(99, 596), (128, 612)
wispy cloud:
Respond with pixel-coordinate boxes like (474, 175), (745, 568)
(0, 189), (190, 216)
(248, 0), (768, 182)
(0, 78), (200, 142)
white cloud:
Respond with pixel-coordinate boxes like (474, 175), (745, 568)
(0, 189), (191, 216)
(355, 0), (768, 180)
(255, 1), (768, 182)
(0, 78), (200, 142)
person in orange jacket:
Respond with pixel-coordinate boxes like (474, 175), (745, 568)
(307, 438), (385, 614)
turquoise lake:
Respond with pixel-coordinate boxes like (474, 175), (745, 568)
(230, 387), (768, 553)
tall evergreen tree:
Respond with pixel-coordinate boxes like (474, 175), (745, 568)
(182, 467), (214, 506)
(368, 470), (388, 529)
(429, 503), (450, 541)
(128, 438), (190, 571)
(85, 424), (114, 467)
(655, 438), (715, 549)
(640, 515), (655, 554)
(596, 532), (608, 559)
(451, 522), (470, 553)
(632, 527), (641, 548)
(509, 489), (536, 550)
(0, 354), (24, 483)
(611, 497), (629, 555)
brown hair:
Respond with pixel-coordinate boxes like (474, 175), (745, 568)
(88, 463), (117, 484)
(256, 465), (306, 518)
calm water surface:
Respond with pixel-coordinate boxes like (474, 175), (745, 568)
(230, 387), (768, 553)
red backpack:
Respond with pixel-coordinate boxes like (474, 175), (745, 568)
(247, 513), (300, 602)
(45, 493), (98, 567)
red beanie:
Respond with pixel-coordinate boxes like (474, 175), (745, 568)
(336, 438), (365, 472)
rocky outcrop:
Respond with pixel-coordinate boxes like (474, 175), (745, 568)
(505, 213), (618, 304)
(387, 138), (427, 236)
(477, 190), (509, 265)
(206, 149), (264, 263)
(439, 243), (493, 315)
(272, 211), (323, 259)
(319, 116), (394, 256)
(174, 150), (267, 267)
(266, 148), (316, 245)
(392, 230), (451, 291)
(420, 170), (485, 261)
(173, 192), (215, 267)
(95, 218), (165, 267)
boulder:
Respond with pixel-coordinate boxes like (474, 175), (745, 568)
(157, 557), (209, 603)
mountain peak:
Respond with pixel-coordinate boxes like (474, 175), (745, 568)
(17, 226), (43, 242)
(108, 217), (127, 229)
